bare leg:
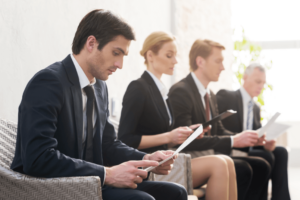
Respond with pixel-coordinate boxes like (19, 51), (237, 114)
(217, 155), (238, 200)
(191, 155), (229, 200)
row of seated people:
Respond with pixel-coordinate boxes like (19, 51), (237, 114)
(117, 31), (290, 200)
(10, 9), (290, 200)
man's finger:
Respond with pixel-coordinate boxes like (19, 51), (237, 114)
(134, 168), (149, 179)
(129, 160), (159, 168)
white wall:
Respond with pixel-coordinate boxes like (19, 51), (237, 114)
(0, 0), (233, 122)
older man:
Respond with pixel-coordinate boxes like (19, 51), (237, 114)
(216, 63), (290, 200)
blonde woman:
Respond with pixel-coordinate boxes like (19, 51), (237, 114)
(118, 32), (237, 200)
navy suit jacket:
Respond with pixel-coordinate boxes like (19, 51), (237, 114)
(11, 55), (145, 186)
(216, 89), (262, 152)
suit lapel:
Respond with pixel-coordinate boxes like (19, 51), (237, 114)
(209, 92), (216, 118)
(62, 55), (83, 158)
(166, 99), (174, 130)
(186, 74), (207, 121)
(142, 72), (170, 129)
(237, 90), (244, 130)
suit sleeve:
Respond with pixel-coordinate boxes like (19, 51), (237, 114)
(102, 82), (146, 166)
(117, 81), (147, 148)
(17, 70), (106, 185)
(168, 86), (194, 127)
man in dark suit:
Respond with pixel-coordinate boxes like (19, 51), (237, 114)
(11, 9), (187, 200)
(169, 39), (271, 200)
(216, 63), (290, 200)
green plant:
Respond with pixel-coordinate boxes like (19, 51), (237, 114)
(233, 29), (273, 120)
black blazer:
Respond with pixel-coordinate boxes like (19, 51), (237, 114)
(168, 73), (233, 155)
(216, 89), (262, 151)
(11, 55), (145, 185)
(118, 71), (174, 153)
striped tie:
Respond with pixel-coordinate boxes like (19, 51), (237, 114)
(247, 100), (254, 130)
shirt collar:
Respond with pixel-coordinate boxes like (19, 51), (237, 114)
(70, 54), (96, 89)
(191, 72), (210, 97)
(240, 86), (252, 104)
(146, 70), (168, 100)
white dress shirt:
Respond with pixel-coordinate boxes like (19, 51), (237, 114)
(240, 87), (254, 130)
(191, 72), (211, 116)
(146, 70), (172, 125)
(191, 72), (234, 147)
(70, 54), (106, 181)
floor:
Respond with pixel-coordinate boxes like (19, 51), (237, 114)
(289, 167), (300, 200)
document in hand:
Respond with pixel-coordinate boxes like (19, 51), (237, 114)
(258, 112), (281, 137)
(144, 125), (204, 172)
(264, 122), (291, 140)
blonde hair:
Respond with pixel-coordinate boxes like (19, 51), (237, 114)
(189, 39), (225, 71)
(140, 31), (175, 66)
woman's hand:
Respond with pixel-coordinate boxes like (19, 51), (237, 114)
(168, 127), (193, 146)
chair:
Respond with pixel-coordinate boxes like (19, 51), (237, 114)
(0, 119), (102, 200)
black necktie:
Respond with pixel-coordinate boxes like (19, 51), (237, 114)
(83, 85), (95, 162)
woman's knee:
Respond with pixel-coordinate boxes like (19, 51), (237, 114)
(211, 156), (229, 173)
(218, 155), (235, 166)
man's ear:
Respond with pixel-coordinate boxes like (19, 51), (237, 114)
(196, 56), (205, 70)
(243, 73), (248, 82)
(86, 36), (97, 53)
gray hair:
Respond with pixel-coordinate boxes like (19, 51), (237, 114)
(244, 63), (265, 75)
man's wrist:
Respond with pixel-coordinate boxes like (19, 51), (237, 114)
(143, 154), (150, 161)
(232, 135), (237, 148)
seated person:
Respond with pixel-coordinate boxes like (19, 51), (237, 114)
(10, 9), (187, 200)
(118, 31), (237, 200)
(168, 39), (271, 200)
(216, 63), (290, 200)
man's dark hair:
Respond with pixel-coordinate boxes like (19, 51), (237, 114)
(72, 9), (135, 54)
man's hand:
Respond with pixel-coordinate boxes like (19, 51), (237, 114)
(167, 127), (193, 146)
(233, 130), (259, 148)
(104, 160), (159, 189)
(144, 150), (176, 175)
(255, 135), (266, 146)
(264, 139), (276, 151)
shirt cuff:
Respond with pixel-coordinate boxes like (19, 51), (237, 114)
(103, 167), (106, 184)
(230, 136), (234, 148)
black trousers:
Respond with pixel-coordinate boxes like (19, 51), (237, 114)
(102, 180), (187, 200)
(249, 146), (290, 200)
(232, 156), (271, 200)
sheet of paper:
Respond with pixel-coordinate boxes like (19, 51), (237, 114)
(144, 125), (203, 172)
(258, 112), (281, 137)
(265, 122), (291, 140)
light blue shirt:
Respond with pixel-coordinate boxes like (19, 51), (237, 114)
(240, 87), (254, 130)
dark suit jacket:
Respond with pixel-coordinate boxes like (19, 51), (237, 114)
(168, 73), (233, 155)
(11, 55), (145, 185)
(216, 89), (262, 152)
(118, 71), (174, 153)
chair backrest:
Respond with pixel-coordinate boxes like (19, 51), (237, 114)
(0, 119), (17, 169)
(149, 153), (194, 195)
